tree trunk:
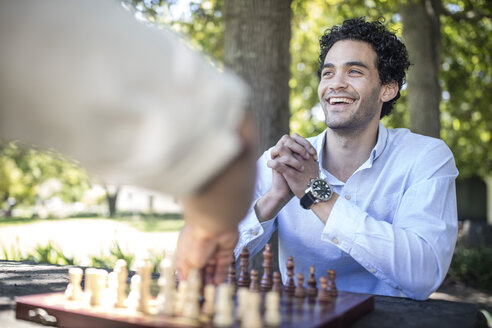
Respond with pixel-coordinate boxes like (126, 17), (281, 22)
(104, 185), (120, 217)
(224, 0), (292, 276)
(400, 0), (442, 138)
(224, 0), (292, 153)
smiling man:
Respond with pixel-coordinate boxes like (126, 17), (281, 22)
(235, 18), (458, 300)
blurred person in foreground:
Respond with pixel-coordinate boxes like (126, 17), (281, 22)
(0, 0), (256, 283)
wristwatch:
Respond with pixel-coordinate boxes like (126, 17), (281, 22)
(300, 178), (333, 209)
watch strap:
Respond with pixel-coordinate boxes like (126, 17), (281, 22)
(300, 192), (317, 209)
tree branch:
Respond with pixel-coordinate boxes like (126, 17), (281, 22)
(441, 4), (492, 22)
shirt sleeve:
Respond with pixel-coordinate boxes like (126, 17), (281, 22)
(0, 0), (248, 196)
(322, 141), (458, 300)
(235, 150), (278, 258)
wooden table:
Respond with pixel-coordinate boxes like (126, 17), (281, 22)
(0, 261), (484, 328)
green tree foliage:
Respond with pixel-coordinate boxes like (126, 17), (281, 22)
(124, 0), (491, 178)
(0, 141), (90, 214)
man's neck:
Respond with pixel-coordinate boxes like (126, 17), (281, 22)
(322, 122), (380, 182)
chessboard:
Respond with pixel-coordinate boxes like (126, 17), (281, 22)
(16, 290), (373, 328)
(15, 244), (374, 327)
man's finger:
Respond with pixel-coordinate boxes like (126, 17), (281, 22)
(291, 133), (318, 161)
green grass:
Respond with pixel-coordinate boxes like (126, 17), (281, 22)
(0, 213), (184, 232)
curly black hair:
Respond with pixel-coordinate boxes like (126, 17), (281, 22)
(317, 17), (410, 118)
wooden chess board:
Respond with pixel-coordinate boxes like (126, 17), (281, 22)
(15, 291), (374, 328)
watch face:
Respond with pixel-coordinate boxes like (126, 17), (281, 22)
(311, 178), (332, 201)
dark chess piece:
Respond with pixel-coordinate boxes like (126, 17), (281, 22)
(326, 270), (338, 297)
(237, 247), (250, 288)
(283, 256), (295, 296)
(294, 273), (305, 298)
(227, 254), (236, 287)
(307, 266), (318, 298)
(260, 243), (273, 292)
(249, 269), (259, 292)
(317, 276), (331, 303)
(272, 271), (283, 295)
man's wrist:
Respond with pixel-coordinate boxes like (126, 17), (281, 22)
(255, 190), (292, 222)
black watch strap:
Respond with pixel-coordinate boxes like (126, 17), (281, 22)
(300, 192), (316, 209)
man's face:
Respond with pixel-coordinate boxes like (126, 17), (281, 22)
(318, 40), (386, 133)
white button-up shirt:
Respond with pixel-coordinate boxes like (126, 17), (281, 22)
(236, 123), (458, 300)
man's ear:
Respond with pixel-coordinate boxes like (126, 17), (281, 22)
(381, 81), (399, 102)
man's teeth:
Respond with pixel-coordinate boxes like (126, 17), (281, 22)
(329, 97), (354, 105)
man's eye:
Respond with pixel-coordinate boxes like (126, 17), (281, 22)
(349, 69), (362, 75)
(322, 70), (333, 77)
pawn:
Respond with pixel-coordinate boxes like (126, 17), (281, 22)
(283, 256), (295, 295)
(241, 291), (262, 328)
(236, 287), (249, 322)
(156, 256), (176, 316)
(317, 276), (331, 303)
(306, 266), (318, 298)
(264, 291), (281, 327)
(65, 267), (83, 300)
(327, 270), (338, 297)
(249, 269), (259, 292)
(294, 273), (305, 298)
(200, 284), (216, 322)
(260, 243), (273, 292)
(182, 269), (201, 321)
(272, 272), (282, 295)
(126, 274), (141, 311)
(213, 284), (234, 327)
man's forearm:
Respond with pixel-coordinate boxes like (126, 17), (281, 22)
(254, 191), (293, 222)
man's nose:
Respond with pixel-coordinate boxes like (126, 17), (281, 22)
(328, 73), (348, 91)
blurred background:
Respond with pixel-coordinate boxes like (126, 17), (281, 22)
(0, 0), (491, 316)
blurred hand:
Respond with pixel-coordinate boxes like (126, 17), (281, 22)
(175, 115), (256, 282)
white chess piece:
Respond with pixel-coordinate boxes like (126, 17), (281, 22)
(235, 287), (249, 321)
(114, 259), (128, 308)
(182, 269), (201, 321)
(174, 280), (188, 316)
(213, 283), (234, 327)
(65, 267), (83, 300)
(201, 284), (216, 318)
(241, 291), (262, 328)
(126, 274), (141, 312)
(156, 256), (176, 316)
(136, 259), (153, 314)
(264, 291), (281, 326)
(86, 269), (107, 306)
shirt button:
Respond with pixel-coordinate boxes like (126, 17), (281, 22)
(332, 237), (339, 245)
(345, 194), (351, 200)
(369, 268), (375, 273)
(251, 230), (258, 236)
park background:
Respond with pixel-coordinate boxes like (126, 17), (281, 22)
(0, 0), (491, 321)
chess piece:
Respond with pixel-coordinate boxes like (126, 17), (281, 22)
(237, 247), (250, 288)
(236, 287), (249, 321)
(213, 283), (234, 327)
(136, 258), (153, 314)
(86, 268), (106, 306)
(327, 270), (338, 297)
(283, 256), (295, 295)
(227, 255), (236, 287)
(156, 256), (176, 316)
(317, 276), (331, 303)
(272, 271), (282, 295)
(174, 280), (188, 316)
(249, 269), (259, 292)
(114, 259), (128, 308)
(65, 267), (83, 301)
(200, 283), (216, 322)
(306, 266), (317, 298)
(241, 291), (262, 328)
(264, 291), (281, 326)
(260, 243), (273, 292)
(182, 269), (201, 321)
(294, 273), (305, 298)
(127, 274), (142, 311)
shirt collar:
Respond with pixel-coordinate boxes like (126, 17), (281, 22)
(317, 122), (389, 178)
